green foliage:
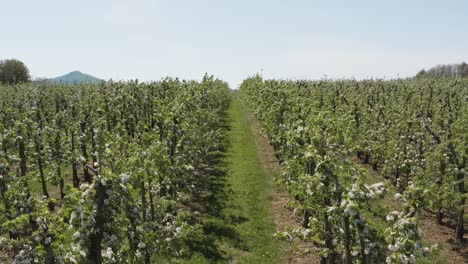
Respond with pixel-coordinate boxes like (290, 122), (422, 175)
(240, 76), (466, 263)
(0, 76), (231, 263)
(0, 59), (31, 85)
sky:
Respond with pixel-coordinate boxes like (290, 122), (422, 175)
(1, 0), (467, 87)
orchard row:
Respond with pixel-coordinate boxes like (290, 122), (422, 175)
(0, 76), (230, 263)
(240, 77), (467, 264)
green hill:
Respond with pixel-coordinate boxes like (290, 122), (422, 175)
(49, 71), (104, 84)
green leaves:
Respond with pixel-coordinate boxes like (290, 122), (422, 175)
(0, 77), (231, 262)
(240, 77), (466, 263)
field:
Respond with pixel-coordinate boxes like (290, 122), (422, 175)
(0, 76), (466, 263)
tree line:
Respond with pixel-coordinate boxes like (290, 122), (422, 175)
(416, 62), (468, 78)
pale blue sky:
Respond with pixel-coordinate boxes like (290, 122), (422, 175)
(1, 0), (467, 87)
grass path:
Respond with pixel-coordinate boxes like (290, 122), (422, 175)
(189, 92), (284, 263)
(224, 93), (284, 263)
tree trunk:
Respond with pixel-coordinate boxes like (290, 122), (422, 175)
(80, 119), (91, 183)
(90, 126), (98, 171)
(141, 180), (147, 221)
(302, 210), (310, 228)
(88, 182), (106, 264)
(356, 214), (368, 264)
(363, 152), (370, 164)
(71, 131), (79, 188)
(324, 212), (336, 264)
(343, 216), (352, 264)
(19, 138), (27, 176)
(58, 166), (64, 199)
(455, 170), (465, 243)
(36, 137), (53, 211)
(81, 138), (91, 182)
(436, 160), (446, 225)
(44, 233), (55, 264)
(437, 210), (444, 225)
(0, 167), (14, 238)
(148, 179), (155, 221)
(56, 136), (64, 199)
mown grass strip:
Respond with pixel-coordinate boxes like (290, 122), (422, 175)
(188, 92), (283, 263)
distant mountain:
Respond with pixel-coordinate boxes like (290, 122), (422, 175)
(48, 71), (104, 84)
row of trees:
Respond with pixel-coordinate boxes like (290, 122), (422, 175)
(0, 76), (230, 263)
(240, 76), (466, 263)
